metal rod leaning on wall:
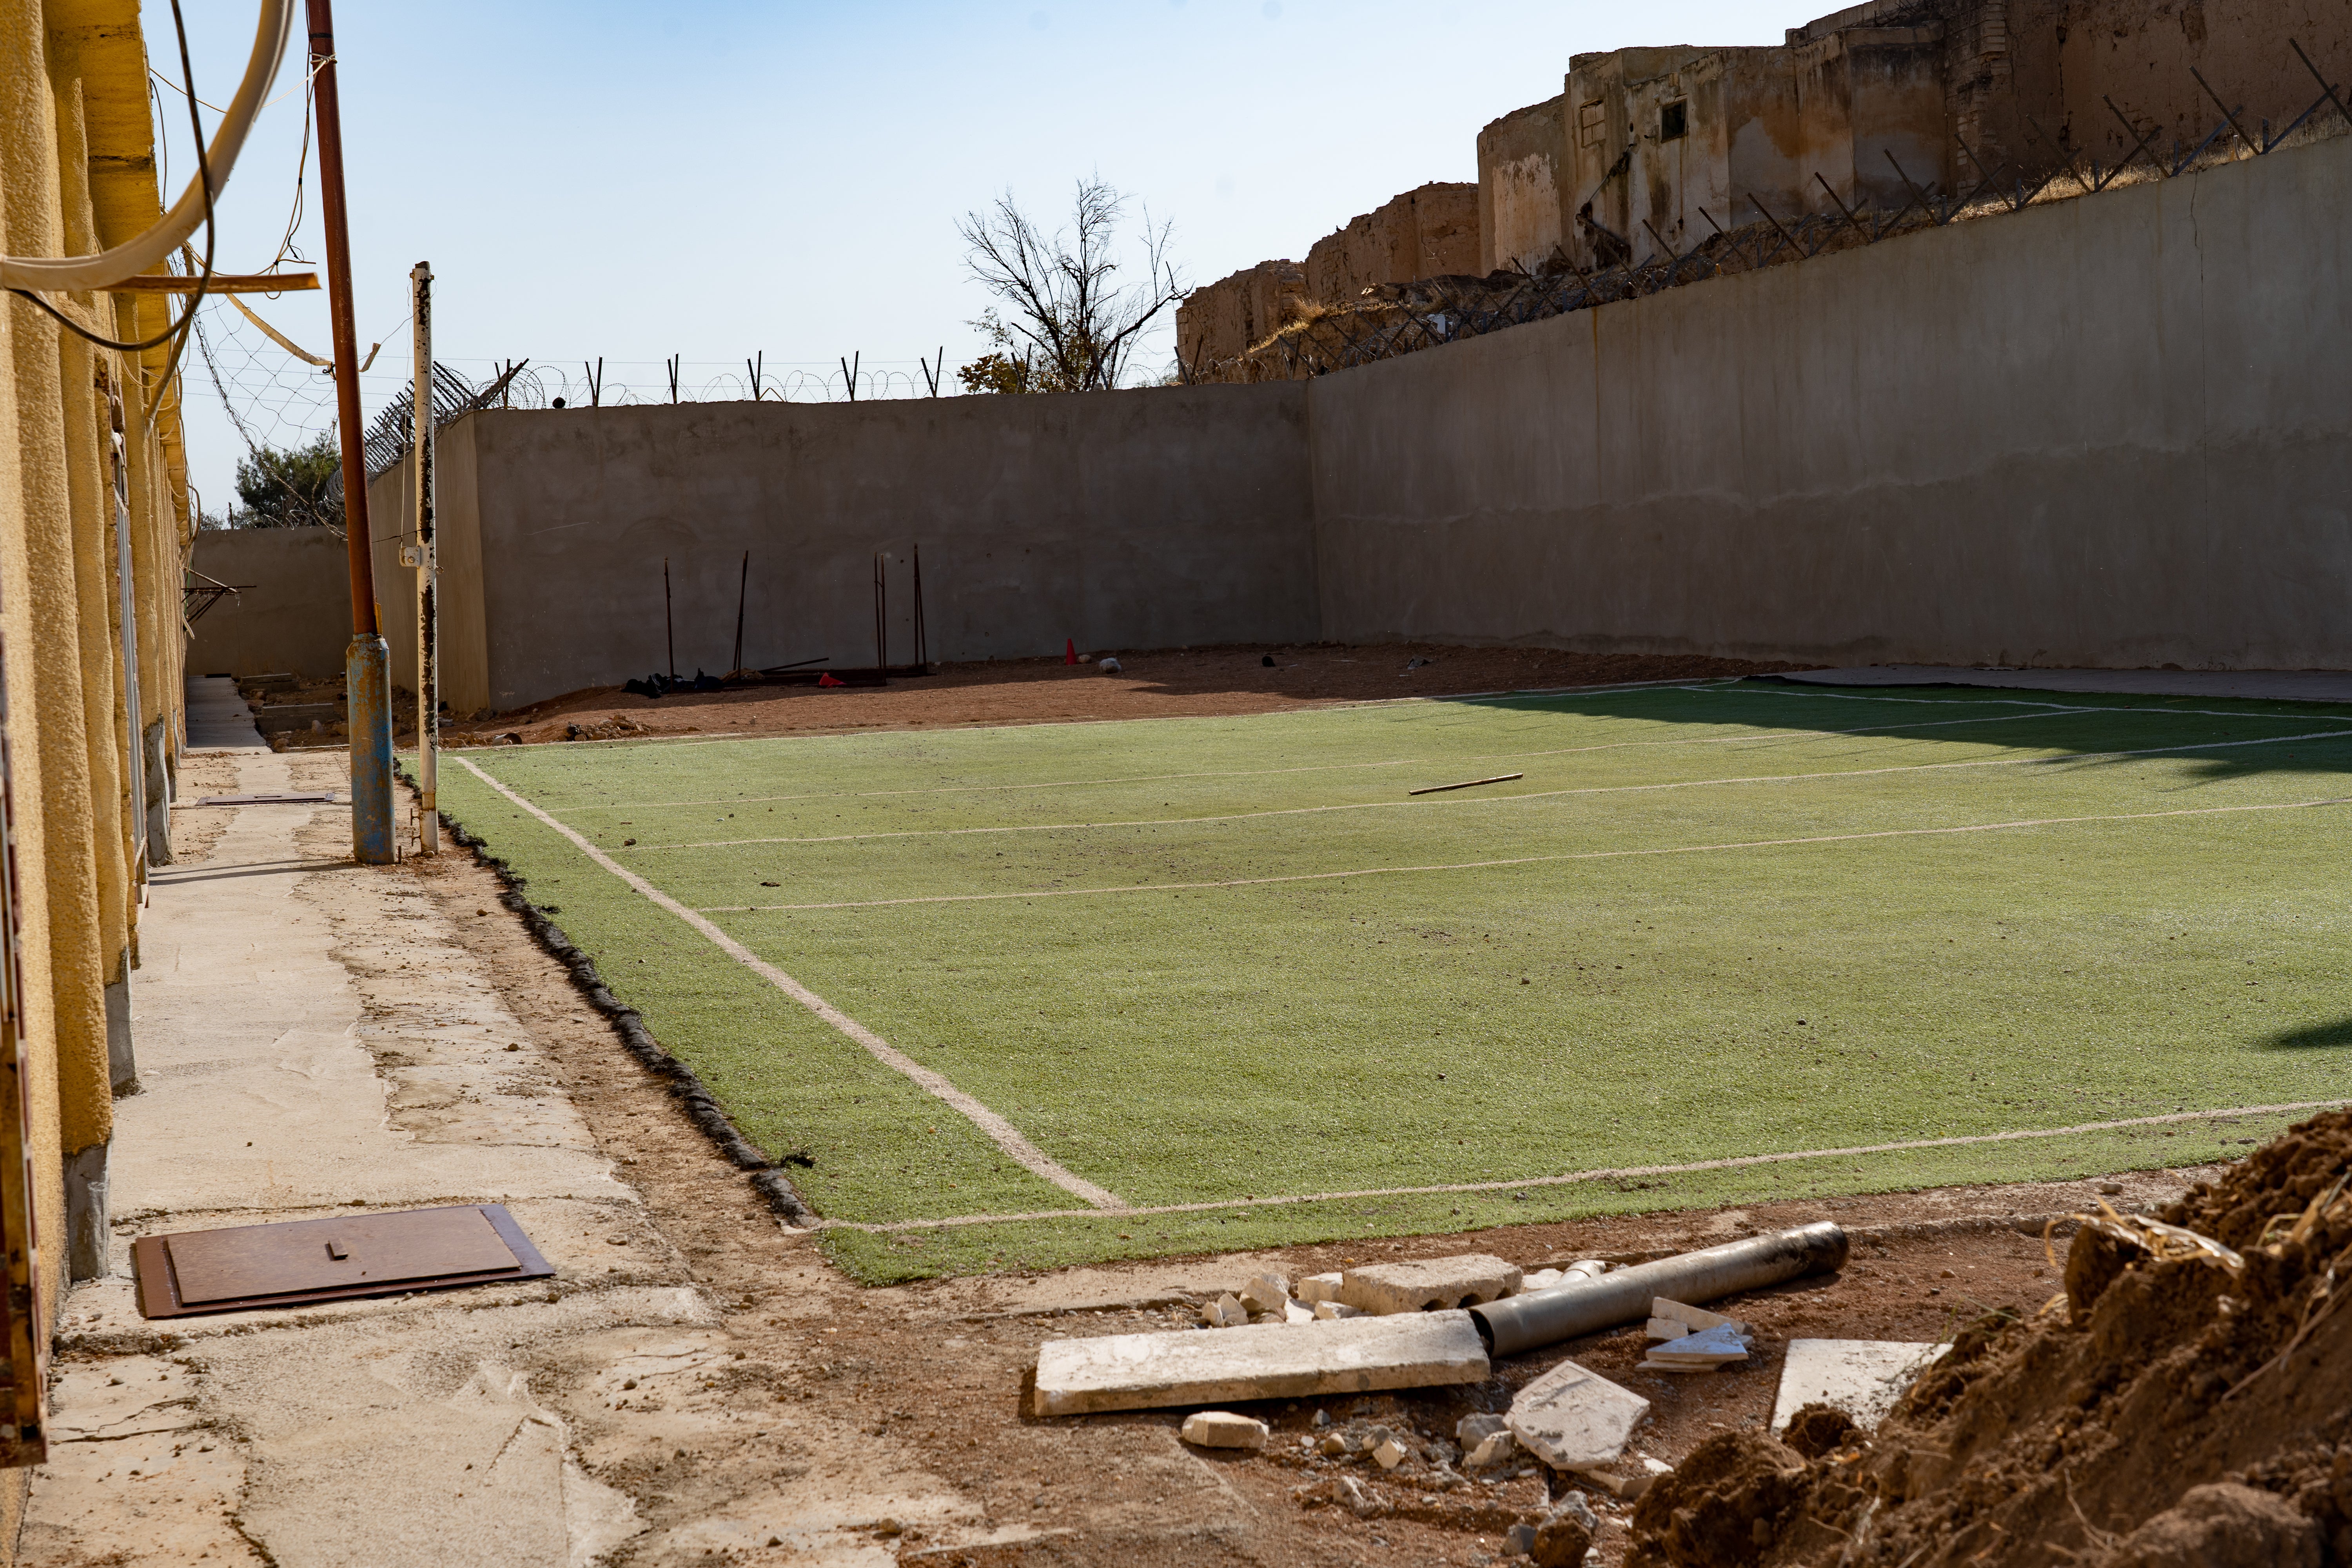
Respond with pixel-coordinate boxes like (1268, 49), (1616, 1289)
(306, 0), (395, 865)
(410, 260), (438, 853)
(1469, 1222), (1849, 1357)
(912, 544), (927, 670)
(731, 551), (748, 677)
(663, 558), (675, 680)
(872, 553), (886, 679)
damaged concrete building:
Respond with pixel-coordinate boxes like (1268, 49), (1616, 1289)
(1184, 0), (2350, 366)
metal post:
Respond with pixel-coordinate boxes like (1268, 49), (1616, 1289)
(307, 0), (395, 864)
(409, 261), (438, 853)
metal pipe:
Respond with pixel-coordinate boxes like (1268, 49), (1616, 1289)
(307, 0), (395, 864)
(1468, 1222), (1848, 1358)
(410, 261), (438, 854)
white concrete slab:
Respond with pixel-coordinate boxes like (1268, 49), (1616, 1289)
(1337, 1253), (1523, 1314)
(1769, 1339), (1949, 1434)
(1506, 1358), (1650, 1471)
(1033, 1311), (1490, 1416)
(184, 675), (268, 751)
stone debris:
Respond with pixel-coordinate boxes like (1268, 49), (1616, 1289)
(1636, 1321), (1753, 1372)
(1201, 1293), (1249, 1328)
(1179, 1410), (1269, 1450)
(1281, 1301), (1316, 1324)
(1032, 1310), (1490, 1416)
(1098, 657), (1123, 674)
(1338, 1253), (1523, 1314)
(1648, 1296), (1750, 1337)
(1769, 1338), (1947, 1434)
(1529, 1492), (1601, 1566)
(1520, 1267), (1564, 1292)
(1238, 1273), (1292, 1314)
(1506, 1358), (1650, 1472)
(1372, 1435), (1408, 1470)
(1465, 1430), (1517, 1469)
(1296, 1272), (1345, 1303)
(1339, 1475), (1379, 1518)
(1313, 1300), (1364, 1320)
(1456, 1412), (1508, 1446)
(1573, 1453), (1673, 1500)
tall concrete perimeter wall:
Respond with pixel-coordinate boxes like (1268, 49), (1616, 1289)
(384, 383), (1315, 713)
(186, 528), (352, 679)
(1310, 130), (2352, 670)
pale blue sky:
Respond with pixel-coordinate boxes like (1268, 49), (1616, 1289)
(151, 0), (1806, 506)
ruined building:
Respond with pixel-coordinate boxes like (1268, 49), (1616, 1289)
(1184, 0), (2350, 368)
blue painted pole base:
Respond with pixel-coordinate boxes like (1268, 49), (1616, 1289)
(347, 634), (397, 864)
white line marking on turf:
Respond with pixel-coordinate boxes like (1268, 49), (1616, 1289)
(810, 1100), (2343, 1233)
(449, 754), (1126, 1211)
(657, 728), (2352, 854)
(701, 794), (2352, 911)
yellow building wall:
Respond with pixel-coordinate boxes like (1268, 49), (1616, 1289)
(0, 0), (193, 1549)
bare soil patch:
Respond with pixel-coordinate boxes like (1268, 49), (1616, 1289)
(428, 644), (1815, 749)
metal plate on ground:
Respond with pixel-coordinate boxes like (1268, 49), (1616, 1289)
(193, 792), (341, 806)
(131, 1205), (553, 1319)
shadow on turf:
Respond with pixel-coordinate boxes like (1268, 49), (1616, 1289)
(1455, 682), (2352, 786)
(2261, 1018), (2352, 1051)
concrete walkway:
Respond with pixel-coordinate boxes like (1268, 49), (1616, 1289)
(182, 675), (267, 751)
(1777, 665), (2352, 704)
(23, 746), (700, 1566)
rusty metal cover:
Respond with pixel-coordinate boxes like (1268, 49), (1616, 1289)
(131, 1205), (553, 1319)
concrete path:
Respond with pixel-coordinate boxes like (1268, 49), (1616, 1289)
(183, 675), (267, 751)
(23, 748), (697, 1567)
(1776, 665), (2352, 704)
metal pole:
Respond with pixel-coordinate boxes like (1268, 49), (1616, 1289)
(307, 0), (395, 864)
(410, 261), (438, 853)
(731, 551), (748, 676)
(663, 558), (675, 680)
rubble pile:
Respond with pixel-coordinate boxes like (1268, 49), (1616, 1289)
(1622, 1109), (2352, 1567)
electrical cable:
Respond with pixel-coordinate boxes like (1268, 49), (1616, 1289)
(0, 0), (290, 291)
(9, 0), (216, 357)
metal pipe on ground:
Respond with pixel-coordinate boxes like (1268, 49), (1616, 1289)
(1468, 1221), (1848, 1358)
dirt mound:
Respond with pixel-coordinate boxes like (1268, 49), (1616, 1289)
(1625, 1109), (2352, 1567)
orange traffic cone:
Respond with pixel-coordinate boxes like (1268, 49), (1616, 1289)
(817, 672), (845, 688)
(1065, 639), (1078, 665)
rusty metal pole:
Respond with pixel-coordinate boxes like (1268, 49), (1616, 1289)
(307, 0), (395, 864)
(409, 261), (438, 853)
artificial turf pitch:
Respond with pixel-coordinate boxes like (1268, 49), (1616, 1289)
(432, 679), (2352, 1282)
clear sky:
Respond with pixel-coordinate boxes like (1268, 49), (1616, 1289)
(151, 0), (1806, 509)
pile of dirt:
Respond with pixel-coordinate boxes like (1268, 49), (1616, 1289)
(1626, 1109), (2352, 1566)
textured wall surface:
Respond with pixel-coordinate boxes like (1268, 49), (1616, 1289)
(1310, 132), (2352, 670)
(188, 529), (354, 681)
(450, 384), (1316, 709)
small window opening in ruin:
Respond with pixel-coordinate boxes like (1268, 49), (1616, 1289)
(1577, 100), (1606, 149)
(1659, 100), (1688, 142)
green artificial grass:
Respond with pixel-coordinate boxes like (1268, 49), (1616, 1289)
(432, 682), (2352, 1279)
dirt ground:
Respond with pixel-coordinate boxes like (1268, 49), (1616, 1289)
(416, 644), (1817, 749)
(399, 834), (2217, 1567)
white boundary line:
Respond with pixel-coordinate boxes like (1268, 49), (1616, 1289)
(813, 1100), (2344, 1233)
(701, 794), (2352, 913)
(448, 754), (1126, 1211)
(640, 725), (2352, 852)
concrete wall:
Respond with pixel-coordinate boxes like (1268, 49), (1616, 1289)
(443, 384), (1316, 709)
(1174, 259), (1308, 370)
(1477, 97), (1566, 274)
(1303, 182), (1481, 300)
(1309, 130), (2352, 670)
(186, 528), (352, 679)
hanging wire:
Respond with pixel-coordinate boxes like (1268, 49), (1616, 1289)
(7, 0), (216, 359)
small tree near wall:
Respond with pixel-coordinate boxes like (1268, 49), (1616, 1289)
(956, 176), (1185, 394)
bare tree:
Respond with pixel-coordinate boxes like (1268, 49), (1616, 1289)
(956, 177), (1185, 393)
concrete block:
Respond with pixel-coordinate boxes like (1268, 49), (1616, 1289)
(1238, 1273), (1291, 1314)
(1179, 1410), (1269, 1450)
(1282, 1302), (1315, 1324)
(1338, 1254), (1523, 1314)
(1645, 1317), (1691, 1342)
(1465, 1430), (1517, 1469)
(1314, 1300), (1364, 1320)
(1201, 1293), (1248, 1327)
(1505, 1359), (1650, 1471)
(1296, 1272), (1345, 1303)
(1033, 1310), (1490, 1416)
(1770, 1339), (1947, 1434)
(1574, 1455), (1670, 1500)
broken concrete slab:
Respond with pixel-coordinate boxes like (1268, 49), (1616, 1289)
(1237, 1274), (1291, 1314)
(1653, 1297), (1749, 1335)
(1771, 1339), (1949, 1434)
(1465, 1430), (1516, 1469)
(1178, 1411), (1268, 1450)
(1032, 1311), (1490, 1416)
(1313, 1300), (1363, 1321)
(1296, 1272), (1344, 1303)
(1505, 1359), (1650, 1471)
(1337, 1254), (1522, 1314)
(1638, 1322), (1751, 1371)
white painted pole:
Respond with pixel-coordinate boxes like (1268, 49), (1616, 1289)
(409, 261), (438, 853)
